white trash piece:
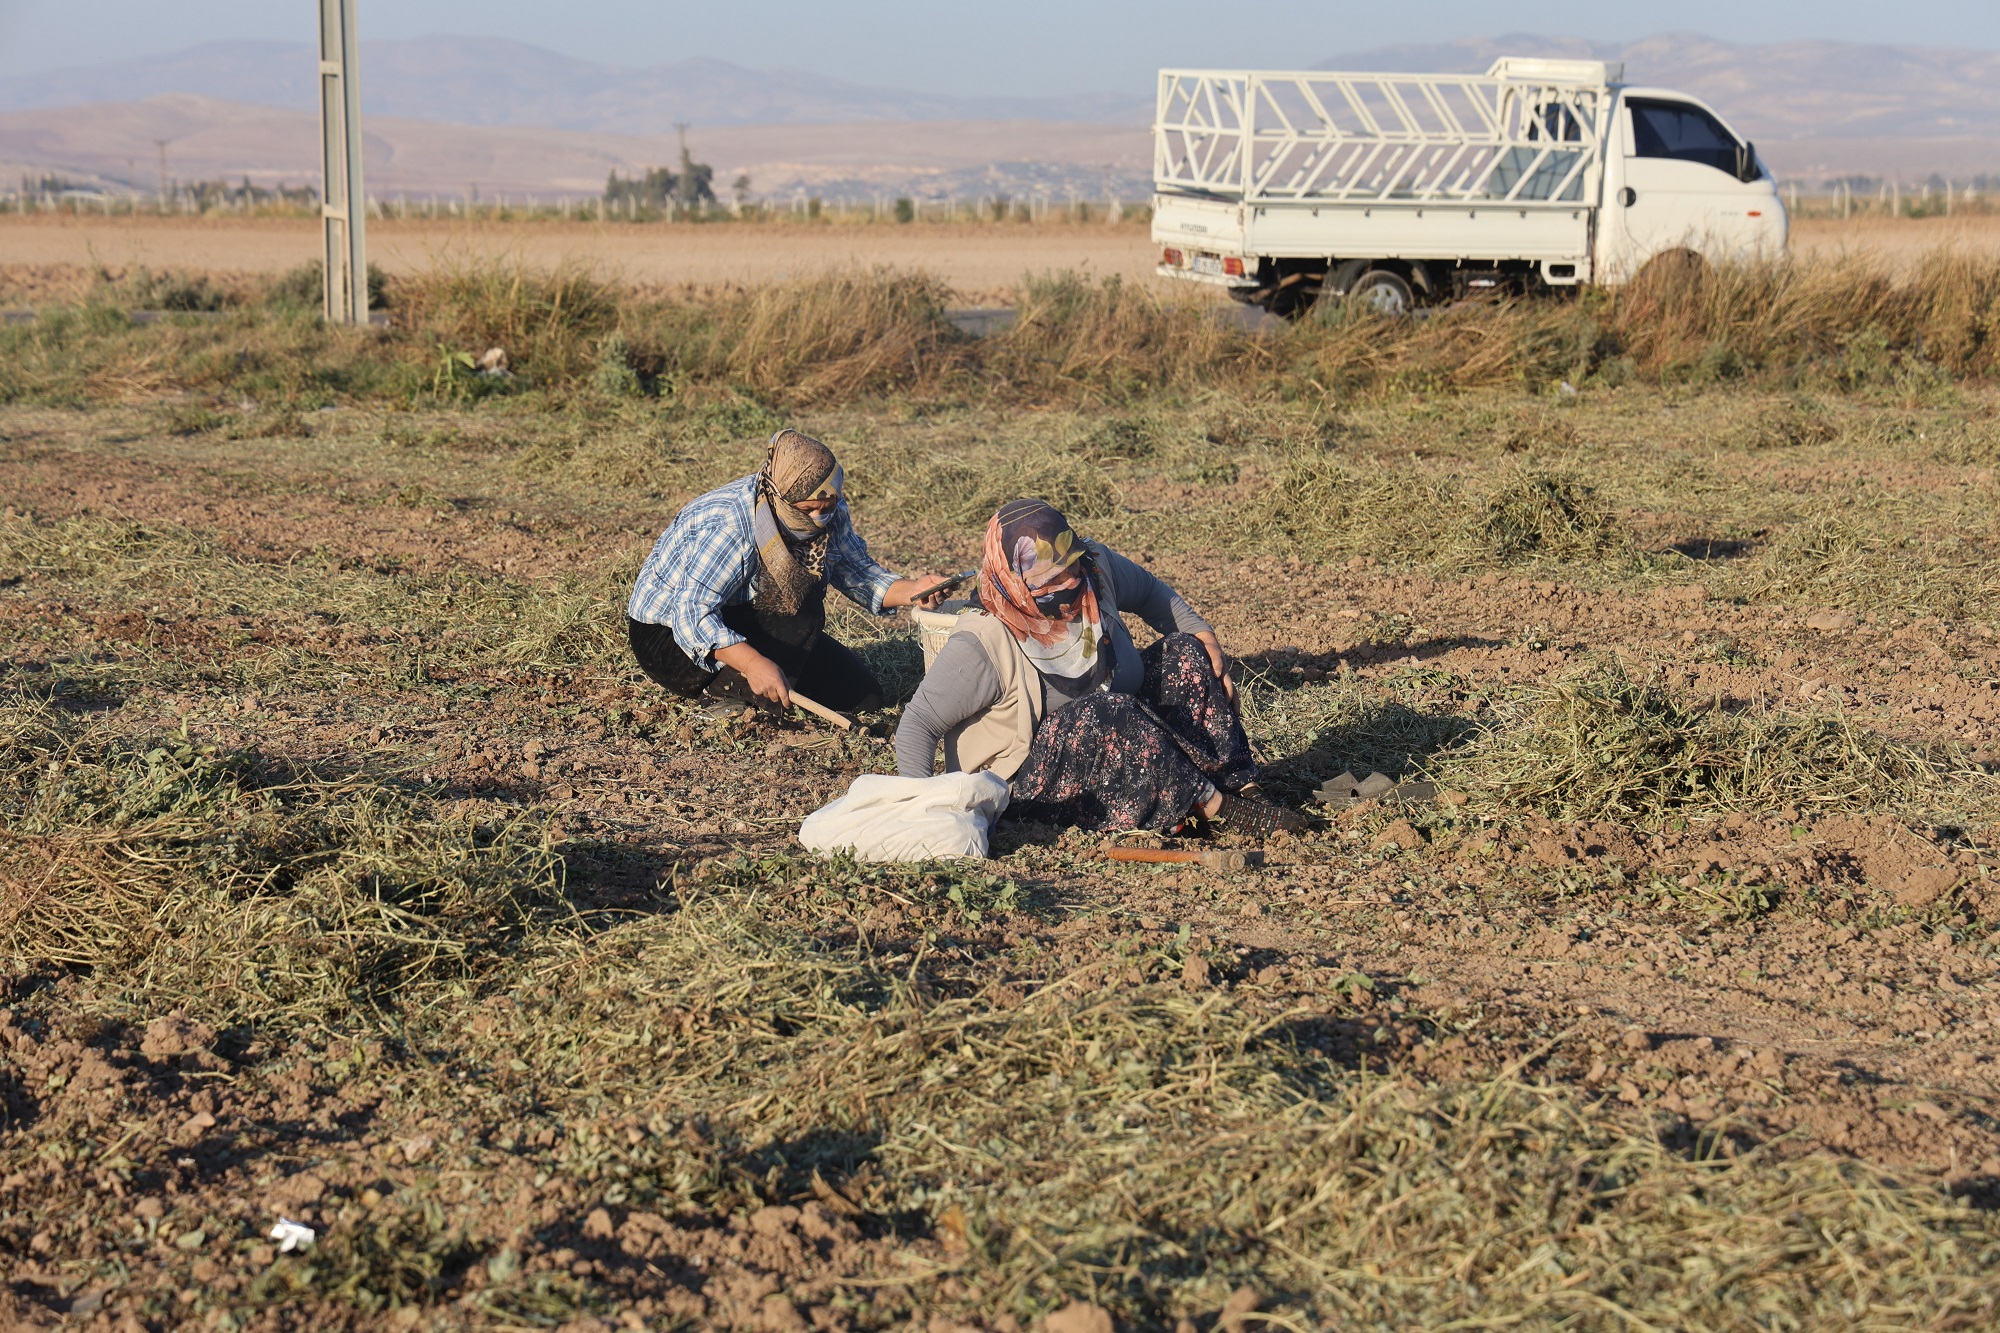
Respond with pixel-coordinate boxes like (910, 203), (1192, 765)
(799, 771), (1010, 862)
(269, 1218), (316, 1253)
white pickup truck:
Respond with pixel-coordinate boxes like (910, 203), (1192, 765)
(1151, 58), (1786, 314)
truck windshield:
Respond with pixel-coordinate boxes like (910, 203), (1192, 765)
(1627, 98), (1742, 175)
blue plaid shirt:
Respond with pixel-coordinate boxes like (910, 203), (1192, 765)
(627, 474), (900, 669)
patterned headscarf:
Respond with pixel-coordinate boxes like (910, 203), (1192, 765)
(979, 498), (1104, 679)
(751, 429), (843, 615)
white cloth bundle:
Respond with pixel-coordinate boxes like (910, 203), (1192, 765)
(798, 772), (1010, 862)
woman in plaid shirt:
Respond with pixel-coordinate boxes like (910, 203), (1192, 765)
(627, 430), (943, 713)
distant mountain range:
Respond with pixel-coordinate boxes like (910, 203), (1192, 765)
(1319, 32), (2000, 142)
(0, 94), (1152, 201)
(0, 36), (1151, 133)
(6, 30), (2000, 145)
(4, 32), (1999, 198)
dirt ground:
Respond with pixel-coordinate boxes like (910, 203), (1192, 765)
(0, 217), (1162, 305)
(3, 359), (1999, 1326)
(3, 212), (1997, 307)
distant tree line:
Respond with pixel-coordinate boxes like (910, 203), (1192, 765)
(605, 140), (716, 208)
(182, 177), (320, 208)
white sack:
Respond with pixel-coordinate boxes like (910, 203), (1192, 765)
(798, 771), (1011, 862)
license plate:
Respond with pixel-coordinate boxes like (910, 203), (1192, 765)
(1192, 254), (1224, 275)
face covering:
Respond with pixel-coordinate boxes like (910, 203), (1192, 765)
(781, 501), (837, 538)
(979, 498), (1105, 680)
(766, 430), (843, 540)
(751, 430), (843, 615)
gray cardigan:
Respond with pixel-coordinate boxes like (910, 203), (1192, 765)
(895, 544), (1212, 778)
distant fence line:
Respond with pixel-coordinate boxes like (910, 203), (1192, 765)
(1781, 179), (1992, 220)
(6, 180), (1997, 224)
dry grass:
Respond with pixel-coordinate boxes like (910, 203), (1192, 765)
(0, 513), (628, 682)
(7, 246), (2000, 412)
(1610, 248), (2000, 384)
(8, 669), (1995, 1329)
(684, 268), (964, 403)
(979, 271), (1240, 399)
(392, 256), (624, 393)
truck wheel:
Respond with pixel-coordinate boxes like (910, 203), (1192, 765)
(1348, 268), (1415, 316)
(1627, 248), (1707, 298)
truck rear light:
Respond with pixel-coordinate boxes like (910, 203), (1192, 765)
(1223, 257), (1245, 276)
(1162, 247), (1184, 267)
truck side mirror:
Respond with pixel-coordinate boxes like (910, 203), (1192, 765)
(1736, 142), (1759, 183)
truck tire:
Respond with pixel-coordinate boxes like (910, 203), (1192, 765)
(1324, 260), (1416, 317)
(1348, 268), (1415, 316)
(1628, 247), (1707, 296)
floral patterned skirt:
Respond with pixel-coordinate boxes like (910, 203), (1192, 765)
(1009, 634), (1256, 833)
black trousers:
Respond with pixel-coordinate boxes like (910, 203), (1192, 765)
(627, 613), (883, 712)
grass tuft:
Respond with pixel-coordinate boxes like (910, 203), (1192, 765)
(391, 255), (623, 390)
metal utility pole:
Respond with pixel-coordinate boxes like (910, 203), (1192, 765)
(153, 139), (170, 204)
(674, 121), (698, 212)
(317, 0), (368, 324)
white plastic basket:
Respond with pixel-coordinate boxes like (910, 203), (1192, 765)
(912, 599), (971, 670)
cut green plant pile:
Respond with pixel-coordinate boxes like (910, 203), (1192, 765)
(0, 701), (573, 1025)
(1260, 457), (1626, 569)
(1442, 659), (1959, 822)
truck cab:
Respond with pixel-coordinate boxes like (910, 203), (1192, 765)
(1597, 87), (1788, 283)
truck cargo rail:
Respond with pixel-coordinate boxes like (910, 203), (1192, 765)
(1155, 61), (1618, 209)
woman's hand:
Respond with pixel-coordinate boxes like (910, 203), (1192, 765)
(1195, 630), (1238, 704)
(713, 642), (791, 708)
(883, 574), (950, 610)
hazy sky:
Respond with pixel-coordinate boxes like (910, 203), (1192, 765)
(3, 0), (1997, 93)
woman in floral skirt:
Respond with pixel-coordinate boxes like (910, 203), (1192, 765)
(894, 498), (1306, 837)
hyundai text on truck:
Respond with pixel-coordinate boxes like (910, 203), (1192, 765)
(1151, 58), (1786, 314)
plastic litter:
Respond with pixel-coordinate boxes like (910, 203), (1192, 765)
(269, 1218), (316, 1253)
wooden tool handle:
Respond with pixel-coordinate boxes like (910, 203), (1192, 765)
(788, 690), (853, 730)
(1105, 846), (1248, 871)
